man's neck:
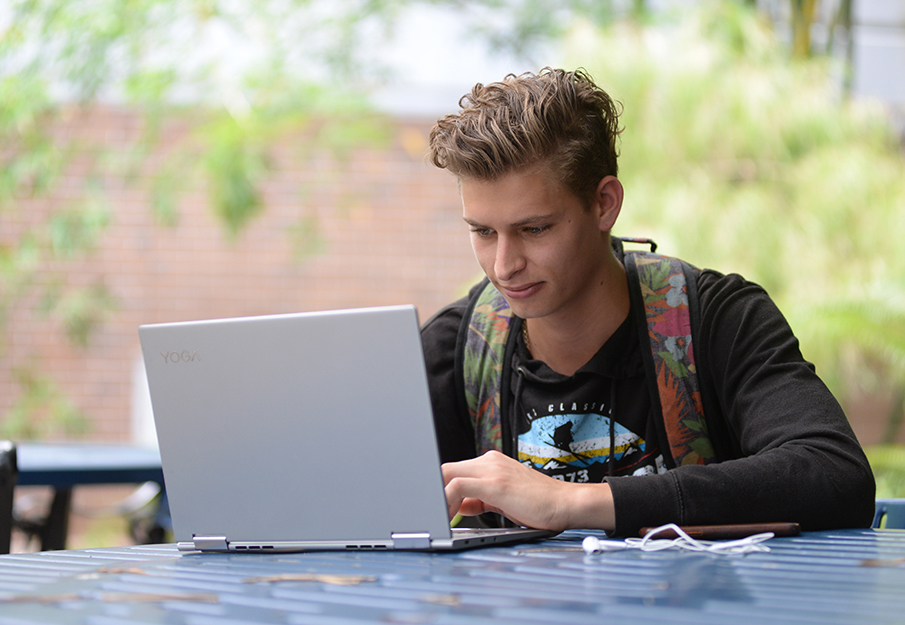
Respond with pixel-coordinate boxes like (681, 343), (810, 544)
(525, 253), (630, 376)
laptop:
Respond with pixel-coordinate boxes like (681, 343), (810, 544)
(139, 305), (557, 553)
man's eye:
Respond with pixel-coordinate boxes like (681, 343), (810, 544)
(471, 228), (493, 237)
(525, 226), (549, 235)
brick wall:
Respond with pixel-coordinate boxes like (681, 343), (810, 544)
(1, 106), (479, 442)
(1, 105), (895, 446)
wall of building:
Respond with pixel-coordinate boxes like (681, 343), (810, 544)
(1, 103), (899, 448)
(852, 0), (905, 124)
(0, 106), (478, 443)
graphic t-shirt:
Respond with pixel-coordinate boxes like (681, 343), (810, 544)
(511, 313), (666, 482)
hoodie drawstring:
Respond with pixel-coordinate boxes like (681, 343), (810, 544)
(607, 378), (616, 478)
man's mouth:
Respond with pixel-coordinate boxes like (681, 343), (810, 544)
(499, 282), (542, 300)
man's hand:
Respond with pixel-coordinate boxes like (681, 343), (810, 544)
(441, 450), (616, 531)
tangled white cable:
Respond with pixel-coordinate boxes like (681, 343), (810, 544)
(582, 523), (774, 556)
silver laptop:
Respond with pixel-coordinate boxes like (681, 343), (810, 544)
(139, 305), (556, 553)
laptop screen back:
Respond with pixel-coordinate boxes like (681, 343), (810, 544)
(139, 306), (453, 546)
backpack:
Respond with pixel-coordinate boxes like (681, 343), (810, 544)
(454, 238), (716, 470)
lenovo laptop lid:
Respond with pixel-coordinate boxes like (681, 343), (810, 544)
(139, 305), (555, 552)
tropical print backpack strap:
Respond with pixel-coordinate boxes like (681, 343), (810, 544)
(623, 251), (717, 467)
(457, 279), (514, 455)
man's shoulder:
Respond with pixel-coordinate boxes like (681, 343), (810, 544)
(694, 268), (771, 310)
(422, 281), (487, 330)
(420, 280), (488, 353)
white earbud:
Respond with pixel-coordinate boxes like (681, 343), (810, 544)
(582, 524), (774, 556)
(582, 536), (628, 554)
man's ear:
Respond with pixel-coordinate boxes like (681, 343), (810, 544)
(594, 176), (624, 233)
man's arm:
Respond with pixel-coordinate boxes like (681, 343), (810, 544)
(606, 271), (876, 535)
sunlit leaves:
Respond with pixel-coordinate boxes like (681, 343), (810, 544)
(569, 2), (905, 421)
(0, 366), (90, 440)
(47, 201), (111, 258)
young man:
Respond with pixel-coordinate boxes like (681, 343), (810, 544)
(422, 68), (875, 537)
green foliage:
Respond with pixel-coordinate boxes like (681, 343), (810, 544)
(37, 281), (117, 349)
(47, 200), (111, 258)
(201, 116), (268, 239)
(2, 0), (394, 237)
(566, 2), (905, 408)
(0, 366), (90, 440)
(865, 445), (905, 498)
(0, 0), (898, 453)
(287, 214), (327, 262)
(0, 76), (64, 201)
(1, 0), (392, 440)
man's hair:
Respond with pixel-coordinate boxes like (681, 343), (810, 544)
(428, 68), (623, 202)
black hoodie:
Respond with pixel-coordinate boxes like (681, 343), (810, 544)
(421, 266), (876, 536)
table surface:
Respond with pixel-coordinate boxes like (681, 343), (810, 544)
(15, 442), (164, 488)
(0, 528), (903, 624)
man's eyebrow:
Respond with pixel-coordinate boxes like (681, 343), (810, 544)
(462, 214), (556, 228)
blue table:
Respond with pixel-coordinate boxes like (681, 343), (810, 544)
(0, 528), (903, 624)
(14, 443), (164, 552)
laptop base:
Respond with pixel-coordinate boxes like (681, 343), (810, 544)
(180, 527), (557, 553)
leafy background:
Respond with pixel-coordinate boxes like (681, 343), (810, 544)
(2, 0), (903, 504)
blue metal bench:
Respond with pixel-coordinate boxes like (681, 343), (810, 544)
(873, 498), (905, 529)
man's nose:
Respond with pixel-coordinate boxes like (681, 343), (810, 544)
(495, 235), (526, 281)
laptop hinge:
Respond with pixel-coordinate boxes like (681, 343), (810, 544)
(193, 535), (229, 551)
(391, 532), (432, 550)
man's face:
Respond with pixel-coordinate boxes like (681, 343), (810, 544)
(461, 168), (613, 323)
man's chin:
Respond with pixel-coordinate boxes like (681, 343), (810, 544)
(499, 297), (545, 321)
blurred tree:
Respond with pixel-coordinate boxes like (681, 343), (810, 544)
(0, 0), (899, 452)
(0, 0), (393, 438)
(785, 0), (854, 61)
(790, 0), (818, 56)
(565, 2), (905, 489)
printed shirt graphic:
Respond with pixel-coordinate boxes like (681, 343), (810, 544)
(511, 307), (667, 483)
(518, 411), (665, 483)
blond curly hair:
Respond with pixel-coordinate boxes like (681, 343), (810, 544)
(428, 68), (623, 203)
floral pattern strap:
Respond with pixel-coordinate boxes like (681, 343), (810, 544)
(631, 252), (716, 466)
(462, 251), (716, 467)
(463, 282), (513, 454)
